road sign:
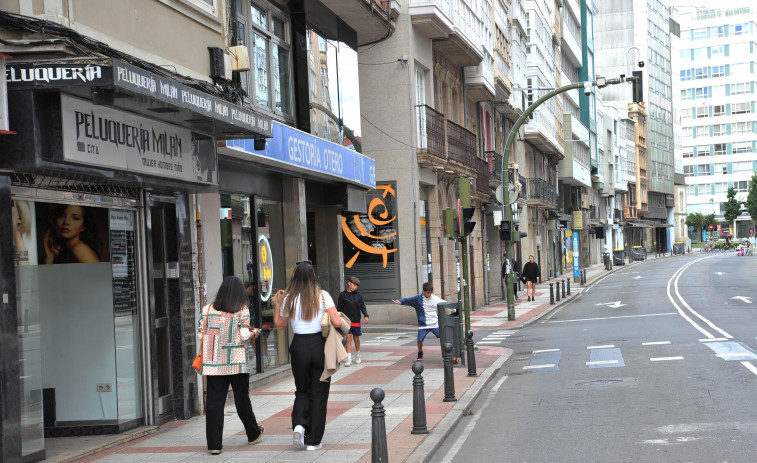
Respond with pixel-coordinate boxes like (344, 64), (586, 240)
(717, 224), (721, 231)
(709, 224), (714, 230)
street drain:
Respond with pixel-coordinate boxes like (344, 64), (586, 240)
(575, 379), (625, 387)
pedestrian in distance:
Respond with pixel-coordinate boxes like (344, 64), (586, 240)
(521, 255), (540, 301)
(393, 282), (446, 361)
(502, 256), (521, 300)
(273, 261), (343, 451)
(198, 276), (264, 455)
(337, 276), (369, 367)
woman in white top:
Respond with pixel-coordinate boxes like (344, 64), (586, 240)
(274, 261), (342, 451)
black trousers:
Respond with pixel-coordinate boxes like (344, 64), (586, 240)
(290, 333), (330, 446)
(205, 373), (261, 450)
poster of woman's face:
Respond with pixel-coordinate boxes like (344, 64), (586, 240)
(11, 199), (38, 266)
(35, 202), (110, 265)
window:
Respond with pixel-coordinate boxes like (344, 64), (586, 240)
(711, 65), (725, 77)
(733, 122), (750, 135)
(249, 2), (292, 116)
(730, 83), (751, 95)
(732, 23), (748, 35)
(710, 25), (725, 37)
(681, 108), (692, 119)
(735, 180), (750, 192)
(696, 107), (708, 118)
(711, 45), (724, 57)
(734, 161), (754, 172)
(681, 89), (693, 100)
(695, 87), (709, 99)
(713, 105), (725, 116)
(693, 48), (704, 60)
(683, 149), (694, 158)
(693, 28), (707, 40)
(731, 62), (749, 75)
(714, 163), (728, 174)
(733, 141), (751, 153)
(698, 183), (711, 195)
(732, 102), (751, 114)
(713, 182), (727, 194)
(684, 165), (694, 176)
(687, 184), (696, 196)
(681, 49), (691, 60)
(694, 67), (707, 79)
(681, 127), (693, 139)
(714, 143), (726, 155)
(698, 146), (711, 156)
(713, 124), (726, 137)
(680, 69), (692, 81)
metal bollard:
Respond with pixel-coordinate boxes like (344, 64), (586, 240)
(562, 278), (566, 298)
(549, 283), (554, 305)
(442, 343), (456, 402)
(555, 281), (561, 301)
(466, 331), (477, 377)
(566, 278), (571, 295)
(371, 388), (389, 462)
(411, 362), (428, 434)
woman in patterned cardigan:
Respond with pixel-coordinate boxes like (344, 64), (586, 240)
(199, 276), (264, 455)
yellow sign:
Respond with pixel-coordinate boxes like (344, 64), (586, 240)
(258, 235), (273, 301)
(572, 211), (583, 230)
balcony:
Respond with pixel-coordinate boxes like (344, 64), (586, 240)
(623, 205), (637, 219)
(430, 0), (485, 66)
(613, 208), (622, 222)
(524, 110), (563, 156)
(321, 0), (397, 46)
(475, 156), (490, 194)
(417, 104), (446, 159)
(447, 119), (476, 167)
(416, 105), (477, 178)
(526, 178), (558, 208)
(485, 150), (503, 186)
(409, 0), (454, 39)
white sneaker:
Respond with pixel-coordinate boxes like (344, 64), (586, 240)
(345, 354), (352, 367)
(306, 443), (323, 451)
(355, 352), (362, 364)
(293, 425), (305, 449)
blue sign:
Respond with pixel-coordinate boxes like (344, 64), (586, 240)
(572, 233), (580, 278)
(226, 122), (375, 188)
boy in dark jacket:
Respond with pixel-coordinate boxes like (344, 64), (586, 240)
(336, 276), (369, 366)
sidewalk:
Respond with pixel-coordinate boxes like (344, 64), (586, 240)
(62, 254), (680, 463)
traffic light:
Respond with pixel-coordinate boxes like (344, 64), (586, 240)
(442, 208), (457, 239)
(499, 220), (511, 241)
(631, 70), (644, 103)
(460, 207), (476, 237)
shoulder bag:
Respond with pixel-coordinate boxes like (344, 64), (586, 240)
(320, 291), (331, 338)
(193, 305), (209, 373)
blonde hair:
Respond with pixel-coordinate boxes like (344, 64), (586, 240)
(282, 262), (320, 321)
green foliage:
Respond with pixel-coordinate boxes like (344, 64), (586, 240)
(746, 172), (757, 224)
(724, 187), (741, 224)
(685, 212), (704, 230)
(704, 213), (718, 229)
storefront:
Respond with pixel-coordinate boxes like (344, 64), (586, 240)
(0, 58), (271, 462)
(211, 121), (375, 376)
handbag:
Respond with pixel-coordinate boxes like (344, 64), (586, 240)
(320, 291), (330, 338)
(193, 305), (209, 373)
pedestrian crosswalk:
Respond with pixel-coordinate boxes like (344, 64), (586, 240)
(477, 330), (519, 345)
(360, 333), (412, 346)
(511, 339), (757, 375)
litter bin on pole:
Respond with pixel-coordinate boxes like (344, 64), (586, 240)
(673, 242), (685, 255)
(630, 246), (645, 261)
(612, 248), (625, 266)
(437, 302), (461, 359)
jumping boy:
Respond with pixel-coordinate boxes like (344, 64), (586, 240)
(393, 282), (446, 361)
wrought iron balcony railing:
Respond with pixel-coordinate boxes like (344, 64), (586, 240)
(526, 178), (558, 205)
(446, 119), (476, 166)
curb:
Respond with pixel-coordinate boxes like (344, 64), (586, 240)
(57, 426), (158, 463)
(404, 349), (512, 463)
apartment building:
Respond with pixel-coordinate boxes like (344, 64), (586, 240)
(674, 5), (757, 237)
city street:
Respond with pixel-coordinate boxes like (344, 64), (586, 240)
(435, 253), (757, 462)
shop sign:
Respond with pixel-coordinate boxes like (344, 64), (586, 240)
(572, 210), (583, 230)
(226, 121), (376, 189)
(258, 235), (273, 302)
(60, 94), (216, 184)
(6, 61), (112, 88)
(342, 183), (397, 268)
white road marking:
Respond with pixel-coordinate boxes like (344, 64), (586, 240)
(586, 360), (618, 366)
(523, 364), (555, 370)
(717, 353), (754, 358)
(642, 341), (671, 346)
(731, 296), (752, 304)
(741, 361), (757, 376)
(669, 258), (733, 339)
(438, 375), (508, 463)
(532, 349), (560, 353)
(550, 313), (676, 323)
(699, 338), (728, 343)
(476, 341), (503, 344)
(587, 345), (615, 350)
(650, 356), (684, 361)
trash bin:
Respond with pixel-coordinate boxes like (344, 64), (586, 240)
(673, 242), (685, 255)
(437, 302), (461, 359)
(612, 249), (625, 266)
(631, 246), (645, 261)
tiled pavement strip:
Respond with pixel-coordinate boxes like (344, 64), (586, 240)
(73, 257), (672, 463)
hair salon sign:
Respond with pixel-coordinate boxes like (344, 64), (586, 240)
(60, 94), (216, 184)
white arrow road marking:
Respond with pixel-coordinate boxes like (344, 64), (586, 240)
(596, 301), (626, 308)
(714, 272), (725, 275)
(731, 296), (752, 304)
(741, 362), (757, 376)
(633, 276), (642, 279)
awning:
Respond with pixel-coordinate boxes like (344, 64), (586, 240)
(6, 57), (272, 139)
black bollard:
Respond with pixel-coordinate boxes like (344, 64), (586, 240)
(566, 278), (571, 295)
(371, 388), (389, 462)
(466, 331), (477, 377)
(442, 343), (456, 402)
(549, 283), (554, 305)
(562, 278), (566, 298)
(556, 281), (561, 301)
(411, 362), (428, 434)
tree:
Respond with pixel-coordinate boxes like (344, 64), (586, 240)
(746, 172), (757, 232)
(685, 212), (704, 238)
(723, 187), (741, 227)
(704, 213), (718, 236)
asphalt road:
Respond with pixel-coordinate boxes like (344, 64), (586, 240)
(433, 253), (757, 463)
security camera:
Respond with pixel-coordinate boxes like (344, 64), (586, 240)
(638, 61), (645, 68)
(583, 82), (593, 96)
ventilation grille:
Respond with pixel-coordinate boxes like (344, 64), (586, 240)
(10, 169), (140, 200)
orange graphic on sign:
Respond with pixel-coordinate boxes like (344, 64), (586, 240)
(342, 183), (398, 268)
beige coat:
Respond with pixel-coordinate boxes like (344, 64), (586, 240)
(321, 312), (350, 382)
